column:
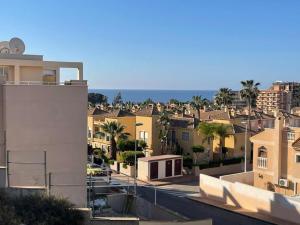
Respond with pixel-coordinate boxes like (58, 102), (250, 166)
(14, 65), (20, 84)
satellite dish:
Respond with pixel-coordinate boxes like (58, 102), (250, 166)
(9, 37), (25, 55)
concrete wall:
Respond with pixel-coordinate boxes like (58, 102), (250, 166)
(220, 171), (254, 185)
(199, 174), (300, 224)
(119, 163), (135, 177)
(195, 162), (252, 176)
(137, 160), (148, 181)
(3, 84), (87, 207)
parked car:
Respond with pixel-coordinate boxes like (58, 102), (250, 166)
(87, 163), (112, 176)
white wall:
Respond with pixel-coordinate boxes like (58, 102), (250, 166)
(220, 171), (254, 185)
(3, 84), (87, 207)
(199, 174), (300, 224)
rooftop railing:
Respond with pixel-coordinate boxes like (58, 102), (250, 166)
(4, 80), (87, 86)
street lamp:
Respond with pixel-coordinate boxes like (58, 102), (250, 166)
(241, 121), (248, 172)
(134, 122), (143, 196)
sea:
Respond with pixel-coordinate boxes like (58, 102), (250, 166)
(89, 89), (217, 103)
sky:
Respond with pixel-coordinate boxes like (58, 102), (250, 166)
(0, 0), (300, 90)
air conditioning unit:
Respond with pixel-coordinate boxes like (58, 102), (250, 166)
(278, 178), (289, 187)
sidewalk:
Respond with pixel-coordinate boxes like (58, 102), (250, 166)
(187, 196), (299, 225)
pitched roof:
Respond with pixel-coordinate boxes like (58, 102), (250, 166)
(292, 138), (300, 150)
(88, 107), (109, 116)
(200, 110), (231, 121)
(135, 106), (160, 116)
(170, 117), (195, 129)
(105, 109), (135, 118)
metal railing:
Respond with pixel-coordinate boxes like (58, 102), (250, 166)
(257, 157), (267, 169)
(4, 80), (87, 86)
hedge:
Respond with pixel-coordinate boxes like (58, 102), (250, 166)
(193, 157), (244, 170)
(117, 151), (145, 166)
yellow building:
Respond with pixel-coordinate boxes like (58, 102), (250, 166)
(250, 112), (300, 195)
(88, 108), (136, 153)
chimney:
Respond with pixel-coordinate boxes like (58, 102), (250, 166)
(273, 115), (283, 184)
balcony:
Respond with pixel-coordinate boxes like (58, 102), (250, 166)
(4, 80), (87, 86)
(257, 157), (267, 169)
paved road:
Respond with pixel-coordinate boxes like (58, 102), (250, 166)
(137, 186), (275, 225)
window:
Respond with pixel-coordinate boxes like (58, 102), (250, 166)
(287, 132), (295, 141)
(0, 66), (8, 80)
(106, 135), (110, 142)
(182, 132), (189, 141)
(258, 146), (267, 158)
(88, 129), (92, 138)
(296, 154), (300, 163)
(139, 131), (148, 142)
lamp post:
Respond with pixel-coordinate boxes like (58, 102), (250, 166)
(134, 122), (143, 196)
(241, 121), (248, 172)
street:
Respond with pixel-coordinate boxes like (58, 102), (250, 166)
(137, 186), (275, 225)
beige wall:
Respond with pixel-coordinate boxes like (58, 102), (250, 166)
(3, 84), (87, 207)
(199, 174), (300, 224)
(20, 66), (43, 82)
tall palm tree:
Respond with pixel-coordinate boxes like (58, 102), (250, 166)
(213, 123), (231, 160)
(190, 96), (208, 120)
(240, 80), (260, 131)
(215, 88), (235, 108)
(158, 110), (170, 154)
(100, 121), (128, 159)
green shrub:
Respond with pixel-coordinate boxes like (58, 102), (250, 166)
(117, 151), (145, 166)
(192, 145), (205, 153)
(0, 190), (84, 225)
(183, 156), (193, 169)
(108, 159), (115, 165)
(222, 157), (243, 165)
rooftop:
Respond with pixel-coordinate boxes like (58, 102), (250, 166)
(138, 154), (182, 162)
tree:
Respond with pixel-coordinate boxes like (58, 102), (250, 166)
(101, 121), (128, 159)
(192, 145), (205, 163)
(190, 96), (208, 120)
(88, 93), (108, 106)
(215, 88), (235, 108)
(112, 91), (123, 107)
(240, 80), (260, 129)
(213, 123), (231, 160)
(197, 122), (215, 145)
(142, 98), (154, 107)
(158, 110), (170, 154)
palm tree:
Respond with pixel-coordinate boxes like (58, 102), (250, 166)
(158, 110), (170, 154)
(215, 88), (235, 108)
(190, 96), (208, 120)
(240, 80), (260, 123)
(197, 122), (215, 145)
(213, 123), (231, 160)
(100, 121), (128, 159)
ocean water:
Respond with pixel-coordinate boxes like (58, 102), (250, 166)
(89, 89), (217, 103)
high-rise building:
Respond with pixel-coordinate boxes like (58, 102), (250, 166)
(256, 81), (300, 113)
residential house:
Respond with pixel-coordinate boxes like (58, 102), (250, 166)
(250, 112), (300, 195)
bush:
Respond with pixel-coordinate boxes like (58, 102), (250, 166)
(117, 151), (145, 166)
(0, 190), (84, 225)
(183, 156), (193, 169)
(222, 157), (243, 165)
(117, 139), (144, 151)
(192, 145), (205, 153)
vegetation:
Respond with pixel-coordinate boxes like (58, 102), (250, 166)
(214, 88), (235, 108)
(183, 155), (193, 169)
(194, 157), (243, 170)
(197, 122), (215, 144)
(88, 93), (108, 106)
(117, 151), (145, 166)
(117, 139), (147, 152)
(192, 145), (205, 163)
(0, 191), (84, 225)
(112, 91), (123, 107)
(190, 95), (208, 120)
(100, 121), (129, 159)
(158, 110), (171, 154)
(240, 80), (260, 130)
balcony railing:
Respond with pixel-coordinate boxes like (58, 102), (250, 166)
(4, 80), (87, 86)
(257, 157), (267, 169)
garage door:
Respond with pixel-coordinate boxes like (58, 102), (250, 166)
(174, 159), (182, 176)
(150, 161), (158, 179)
(165, 160), (172, 177)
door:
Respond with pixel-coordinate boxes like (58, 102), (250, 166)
(174, 159), (182, 176)
(150, 162), (158, 180)
(165, 160), (172, 177)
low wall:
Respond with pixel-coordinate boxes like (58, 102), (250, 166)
(119, 163), (135, 177)
(220, 171), (254, 185)
(0, 166), (6, 187)
(110, 161), (119, 172)
(195, 162), (252, 176)
(199, 174), (300, 224)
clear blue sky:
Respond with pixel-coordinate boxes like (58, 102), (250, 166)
(1, 0), (300, 90)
